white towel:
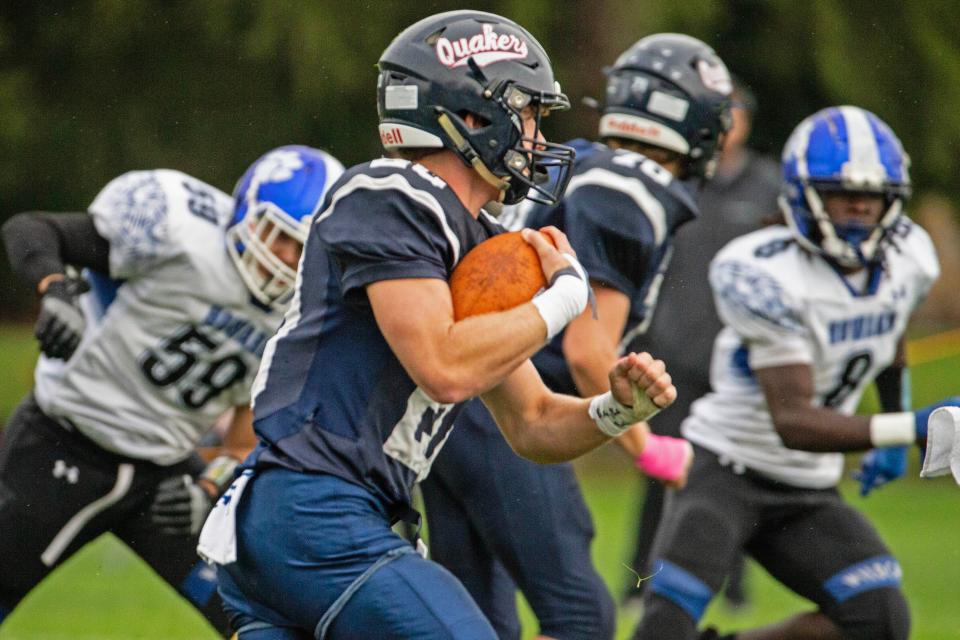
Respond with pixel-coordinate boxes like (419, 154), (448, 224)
(197, 469), (253, 565)
(920, 407), (960, 485)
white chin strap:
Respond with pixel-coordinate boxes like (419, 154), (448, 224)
(801, 186), (901, 268)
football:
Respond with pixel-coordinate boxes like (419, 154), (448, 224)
(450, 231), (555, 320)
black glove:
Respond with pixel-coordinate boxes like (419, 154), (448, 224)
(150, 474), (215, 536)
(35, 277), (89, 360)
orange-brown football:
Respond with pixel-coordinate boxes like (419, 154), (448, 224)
(450, 231), (555, 320)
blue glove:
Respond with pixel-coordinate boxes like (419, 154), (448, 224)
(854, 447), (907, 497)
(914, 397), (960, 441)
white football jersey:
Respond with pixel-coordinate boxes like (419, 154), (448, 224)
(682, 222), (939, 488)
(34, 170), (282, 465)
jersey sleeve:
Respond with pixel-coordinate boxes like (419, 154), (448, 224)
(316, 180), (452, 296)
(709, 256), (813, 369)
(87, 171), (183, 279)
(902, 221), (941, 312)
(562, 178), (662, 298)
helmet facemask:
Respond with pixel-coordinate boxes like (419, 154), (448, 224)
(226, 200), (308, 311)
(782, 183), (905, 269)
(435, 70), (574, 206)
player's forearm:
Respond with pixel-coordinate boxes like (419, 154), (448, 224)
(2, 212), (110, 289)
(218, 405), (256, 460)
(421, 303), (550, 403)
(771, 406), (873, 452)
(566, 341), (616, 397)
(485, 354), (674, 463)
(493, 390), (611, 463)
(759, 363), (875, 451)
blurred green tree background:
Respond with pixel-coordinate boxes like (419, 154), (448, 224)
(2, 1), (959, 314)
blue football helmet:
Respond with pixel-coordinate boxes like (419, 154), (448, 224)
(227, 145), (344, 310)
(601, 33), (733, 179)
(377, 10), (575, 206)
(780, 106), (911, 268)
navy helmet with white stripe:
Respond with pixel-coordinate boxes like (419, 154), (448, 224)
(601, 33), (733, 179)
(227, 145), (344, 310)
(376, 10), (575, 206)
(779, 106), (911, 268)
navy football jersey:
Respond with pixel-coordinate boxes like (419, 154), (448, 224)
(247, 158), (501, 517)
(521, 139), (698, 394)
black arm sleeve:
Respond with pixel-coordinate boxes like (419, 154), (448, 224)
(874, 337), (909, 413)
(874, 365), (906, 413)
(2, 212), (111, 291)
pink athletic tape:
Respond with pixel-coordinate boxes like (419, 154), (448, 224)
(635, 434), (693, 482)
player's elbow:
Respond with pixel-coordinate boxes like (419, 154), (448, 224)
(418, 375), (477, 405)
(1, 212), (33, 250)
(562, 338), (615, 394)
(565, 353), (596, 391)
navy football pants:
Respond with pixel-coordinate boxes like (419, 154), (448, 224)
(421, 398), (615, 640)
(218, 468), (497, 639)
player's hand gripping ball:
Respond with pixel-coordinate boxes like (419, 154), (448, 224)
(450, 231), (556, 320)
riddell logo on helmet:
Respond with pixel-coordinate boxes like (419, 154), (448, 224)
(606, 117), (661, 138)
(380, 127), (404, 146)
(435, 24), (528, 68)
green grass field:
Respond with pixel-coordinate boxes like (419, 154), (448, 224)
(1, 325), (959, 639)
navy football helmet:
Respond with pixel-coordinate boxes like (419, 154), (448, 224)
(601, 33), (732, 179)
(227, 145), (344, 310)
(377, 10), (575, 205)
(780, 106), (911, 268)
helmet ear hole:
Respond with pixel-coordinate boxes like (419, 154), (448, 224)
(458, 111), (491, 128)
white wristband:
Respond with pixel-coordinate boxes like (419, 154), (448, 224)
(588, 391), (643, 438)
(869, 412), (915, 447)
(531, 253), (590, 340)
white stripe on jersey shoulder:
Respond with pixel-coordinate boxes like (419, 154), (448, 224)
(315, 171), (461, 263)
(565, 167), (667, 244)
(251, 269), (304, 407)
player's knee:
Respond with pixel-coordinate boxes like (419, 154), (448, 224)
(829, 587), (909, 640)
(633, 591), (699, 640)
(823, 556), (909, 640)
(649, 559), (714, 624)
(633, 559), (713, 639)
